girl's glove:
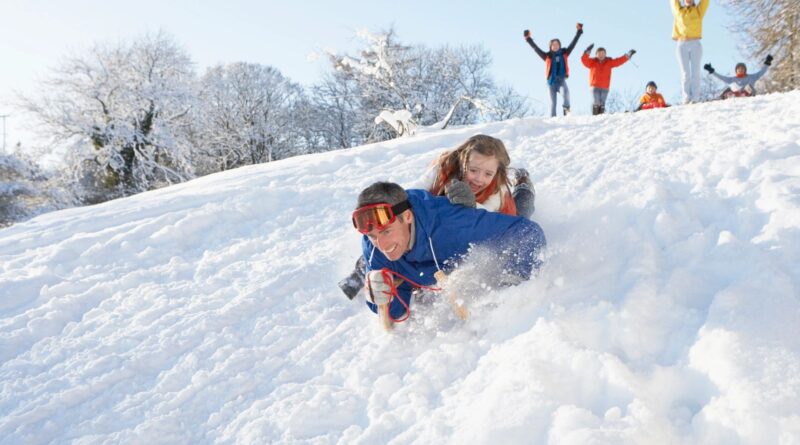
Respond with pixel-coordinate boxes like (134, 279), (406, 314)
(445, 180), (477, 208)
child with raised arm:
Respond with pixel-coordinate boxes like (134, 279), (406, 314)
(524, 23), (584, 117)
(581, 45), (635, 114)
(671, 0), (710, 104)
(704, 55), (773, 99)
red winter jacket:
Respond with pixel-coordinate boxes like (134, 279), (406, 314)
(581, 53), (630, 89)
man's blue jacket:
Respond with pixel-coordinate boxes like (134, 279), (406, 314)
(362, 189), (546, 318)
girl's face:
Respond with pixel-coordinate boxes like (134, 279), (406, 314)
(550, 40), (561, 52)
(647, 85), (657, 95)
(464, 152), (500, 195)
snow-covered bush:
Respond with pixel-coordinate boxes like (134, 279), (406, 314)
(0, 153), (72, 227)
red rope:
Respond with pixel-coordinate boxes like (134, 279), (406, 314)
(371, 268), (442, 323)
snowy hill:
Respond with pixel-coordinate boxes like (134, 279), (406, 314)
(2, 92), (800, 444)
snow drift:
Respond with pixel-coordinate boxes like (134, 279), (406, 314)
(1, 92), (800, 444)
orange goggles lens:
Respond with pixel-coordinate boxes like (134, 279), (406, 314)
(352, 200), (410, 234)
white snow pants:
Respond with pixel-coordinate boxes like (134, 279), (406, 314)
(676, 39), (703, 104)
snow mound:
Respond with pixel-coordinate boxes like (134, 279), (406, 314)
(2, 92), (800, 444)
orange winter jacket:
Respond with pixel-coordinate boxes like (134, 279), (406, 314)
(638, 92), (667, 110)
(525, 28), (583, 82)
(544, 53), (571, 80)
(581, 53), (630, 89)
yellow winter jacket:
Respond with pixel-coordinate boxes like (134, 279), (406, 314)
(671, 0), (709, 40)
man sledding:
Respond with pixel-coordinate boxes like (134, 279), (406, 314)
(351, 181), (546, 330)
(704, 55), (773, 99)
(339, 135), (535, 302)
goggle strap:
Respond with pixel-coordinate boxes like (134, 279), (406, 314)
(391, 200), (411, 216)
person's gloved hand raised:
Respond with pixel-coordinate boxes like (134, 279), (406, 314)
(627, 49), (636, 58)
(523, 29), (531, 39)
(703, 63), (714, 74)
(366, 270), (393, 305)
(576, 22), (583, 31)
(584, 43), (594, 54)
(765, 54), (773, 66)
(445, 179), (476, 208)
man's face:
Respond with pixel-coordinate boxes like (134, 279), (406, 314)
(597, 49), (607, 61)
(685, 0), (696, 6)
(736, 65), (747, 76)
(366, 210), (413, 261)
(647, 85), (657, 95)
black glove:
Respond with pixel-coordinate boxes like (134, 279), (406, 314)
(626, 49), (636, 58)
(523, 29), (531, 39)
(765, 54), (773, 66)
(576, 23), (583, 31)
(585, 43), (594, 54)
(445, 180), (476, 208)
(703, 63), (714, 74)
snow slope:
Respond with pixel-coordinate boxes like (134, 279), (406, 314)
(2, 92), (800, 445)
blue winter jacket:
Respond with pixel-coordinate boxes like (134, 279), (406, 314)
(361, 189), (547, 319)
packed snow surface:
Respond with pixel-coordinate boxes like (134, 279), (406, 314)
(2, 92), (800, 444)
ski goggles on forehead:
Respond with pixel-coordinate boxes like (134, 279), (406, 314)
(352, 200), (411, 234)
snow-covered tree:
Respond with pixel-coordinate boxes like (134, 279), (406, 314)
(327, 28), (419, 141)
(605, 87), (642, 113)
(307, 70), (372, 149)
(308, 71), (364, 149)
(487, 85), (532, 121)
(286, 94), (328, 156)
(192, 62), (304, 174)
(409, 45), (496, 127)
(721, 0), (800, 91)
(321, 28), (526, 143)
(20, 31), (196, 203)
(698, 74), (723, 102)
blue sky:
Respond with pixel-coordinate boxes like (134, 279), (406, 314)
(0, 0), (749, 148)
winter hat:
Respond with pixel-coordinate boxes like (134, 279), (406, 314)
(646, 81), (658, 89)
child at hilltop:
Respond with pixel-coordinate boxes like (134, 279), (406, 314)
(523, 23), (584, 117)
(636, 81), (669, 111)
(580, 44), (636, 115)
(704, 55), (773, 99)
